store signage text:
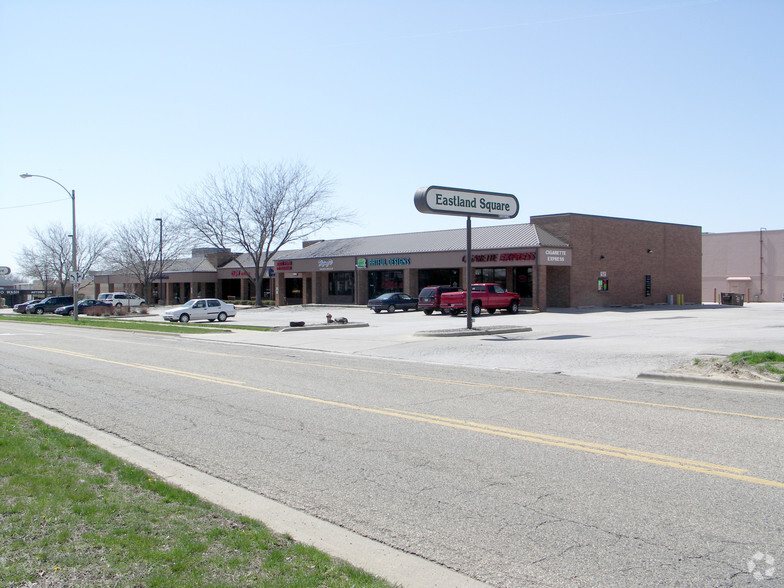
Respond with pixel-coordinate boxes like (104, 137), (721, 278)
(318, 259), (334, 269)
(462, 252), (536, 263)
(230, 270), (250, 277)
(545, 249), (567, 262)
(357, 257), (410, 269)
(275, 260), (293, 271)
(414, 185), (519, 219)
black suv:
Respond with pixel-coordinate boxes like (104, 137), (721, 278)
(26, 296), (74, 315)
(417, 285), (460, 315)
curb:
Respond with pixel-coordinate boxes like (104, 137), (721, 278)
(274, 322), (370, 332)
(637, 372), (784, 391)
(415, 326), (533, 338)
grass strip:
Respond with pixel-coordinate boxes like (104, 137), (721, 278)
(0, 403), (391, 587)
(0, 314), (272, 334)
(728, 350), (784, 380)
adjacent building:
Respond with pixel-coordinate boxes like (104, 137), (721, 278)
(702, 229), (784, 303)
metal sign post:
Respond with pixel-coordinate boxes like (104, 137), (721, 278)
(414, 186), (519, 329)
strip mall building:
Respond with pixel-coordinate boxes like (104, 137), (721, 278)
(94, 213), (702, 310)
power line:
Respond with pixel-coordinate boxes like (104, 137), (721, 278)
(0, 198), (69, 210)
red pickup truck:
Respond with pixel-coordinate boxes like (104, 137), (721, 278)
(440, 283), (521, 316)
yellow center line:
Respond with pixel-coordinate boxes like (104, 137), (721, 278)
(85, 336), (784, 423)
(5, 340), (784, 489)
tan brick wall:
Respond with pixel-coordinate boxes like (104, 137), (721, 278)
(533, 213), (702, 307)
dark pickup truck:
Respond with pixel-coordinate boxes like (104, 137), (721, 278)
(440, 283), (520, 316)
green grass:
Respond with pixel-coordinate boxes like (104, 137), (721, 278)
(728, 350), (784, 382)
(0, 402), (392, 587)
(0, 314), (272, 333)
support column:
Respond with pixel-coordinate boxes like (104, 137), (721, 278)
(533, 264), (547, 311)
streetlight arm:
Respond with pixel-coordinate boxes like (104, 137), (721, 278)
(20, 173), (74, 200)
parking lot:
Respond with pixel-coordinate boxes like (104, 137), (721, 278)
(115, 301), (784, 381)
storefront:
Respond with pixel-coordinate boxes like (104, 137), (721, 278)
(91, 214), (702, 310)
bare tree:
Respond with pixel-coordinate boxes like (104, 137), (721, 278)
(105, 212), (189, 300)
(17, 244), (55, 295)
(29, 224), (71, 294)
(178, 161), (350, 306)
(19, 223), (110, 295)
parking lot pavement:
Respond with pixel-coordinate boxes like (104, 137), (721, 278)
(4, 302), (782, 380)
(172, 302), (784, 381)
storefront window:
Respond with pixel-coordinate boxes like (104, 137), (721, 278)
(474, 267), (507, 286)
(418, 269), (459, 291)
(368, 271), (403, 298)
(329, 272), (354, 296)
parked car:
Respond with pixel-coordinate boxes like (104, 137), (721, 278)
(367, 292), (419, 313)
(97, 292), (146, 309)
(55, 299), (113, 316)
(440, 283), (520, 316)
(417, 285), (461, 315)
(162, 298), (236, 323)
(13, 300), (40, 314)
(25, 296), (75, 315)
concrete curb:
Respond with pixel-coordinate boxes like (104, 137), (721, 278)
(637, 372), (784, 392)
(415, 326), (533, 338)
(274, 322), (370, 332)
(0, 391), (487, 588)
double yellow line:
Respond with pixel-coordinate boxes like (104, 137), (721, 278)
(7, 341), (784, 489)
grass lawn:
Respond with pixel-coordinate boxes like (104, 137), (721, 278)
(0, 403), (392, 587)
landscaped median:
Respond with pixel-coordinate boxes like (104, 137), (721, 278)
(0, 402), (391, 587)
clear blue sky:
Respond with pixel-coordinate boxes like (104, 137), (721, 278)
(2, 1), (782, 274)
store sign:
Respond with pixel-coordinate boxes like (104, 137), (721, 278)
(462, 251), (536, 263)
(0, 266), (11, 276)
(357, 257), (410, 269)
(414, 185), (519, 219)
(318, 259), (334, 269)
(276, 260), (293, 271)
(230, 270), (249, 277)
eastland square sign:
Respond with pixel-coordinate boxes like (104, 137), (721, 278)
(414, 185), (519, 219)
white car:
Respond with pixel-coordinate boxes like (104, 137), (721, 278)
(163, 298), (236, 323)
(97, 292), (146, 309)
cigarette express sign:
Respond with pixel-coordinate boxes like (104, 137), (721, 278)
(414, 186), (519, 219)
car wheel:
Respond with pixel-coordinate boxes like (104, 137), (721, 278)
(217, 312), (227, 322)
(208, 319), (215, 322)
(115, 303), (123, 309)
(179, 314), (190, 323)
(373, 309), (381, 313)
(387, 305), (396, 313)
(507, 301), (519, 314)
(487, 308), (496, 314)
(35, 307), (44, 315)
(68, 309), (74, 316)
(423, 309), (433, 316)
(471, 301), (482, 316)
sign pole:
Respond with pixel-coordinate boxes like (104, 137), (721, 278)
(466, 215), (472, 330)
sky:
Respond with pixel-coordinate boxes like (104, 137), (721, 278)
(1, 0), (782, 276)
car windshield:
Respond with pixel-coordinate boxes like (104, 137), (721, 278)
(376, 293), (395, 300)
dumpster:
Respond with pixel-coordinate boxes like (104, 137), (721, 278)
(720, 293), (744, 306)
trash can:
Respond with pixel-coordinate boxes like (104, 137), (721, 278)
(720, 293), (744, 306)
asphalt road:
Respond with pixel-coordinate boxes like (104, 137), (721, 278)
(1, 304), (783, 587)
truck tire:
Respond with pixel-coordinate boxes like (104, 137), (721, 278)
(507, 301), (519, 314)
(487, 308), (496, 314)
(471, 301), (482, 316)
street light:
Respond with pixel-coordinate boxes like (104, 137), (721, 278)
(154, 217), (163, 305)
(20, 173), (79, 323)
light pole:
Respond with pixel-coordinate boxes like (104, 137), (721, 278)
(20, 173), (79, 323)
(154, 217), (163, 305)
